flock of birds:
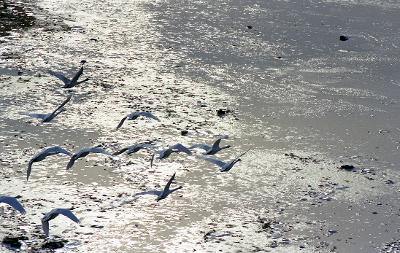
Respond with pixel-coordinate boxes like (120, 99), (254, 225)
(0, 63), (249, 240)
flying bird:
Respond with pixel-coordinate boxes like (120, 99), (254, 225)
(28, 95), (72, 123)
(135, 173), (182, 201)
(189, 137), (230, 155)
(116, 111), (160, 130)
(48, 62), (89, 88)
(27, 146), (72, 180)
(41, 208), (80, 236)
(151, 143), (192, 167)
(0, 196), (26, 214)
(113, 143), (155, 156)
(66, 147), (112, 170)
(201, 149), (250, 172)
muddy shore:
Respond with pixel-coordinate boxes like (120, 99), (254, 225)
(1, 0), (400, 252)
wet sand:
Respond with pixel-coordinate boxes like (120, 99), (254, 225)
(1, 0), (400, 252)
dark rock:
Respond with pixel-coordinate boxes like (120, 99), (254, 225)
(385, 179), (395, 184)
(42, 240), (66, 249)
(339, 165), (355, 171)
(181, 130), (188, 136)
(216, 109), (231, 117)
(339, 35), (349, 41)
(2, 236), (28, 249)
(247, 25), (253, 29)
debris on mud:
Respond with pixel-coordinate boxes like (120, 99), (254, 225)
(339, 35), (349, 41)
(382, 240), (400, 253)
(284, 152), (320, 163)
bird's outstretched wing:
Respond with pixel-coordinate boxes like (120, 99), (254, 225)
(87, 147), (112, 156)
(116, 116), (128, 130)
(76, 78), (89, 86)
(66, 156), (76, 170)
(0, 196), (26, 214)
(27, 159), (34, 181)
(171, 143), (192, 155)
(53, 208), (80, 223)
(28, 113), (50, 120)
(126, 144), (155, 155)
(189, 144), (210, 151)
(69, 66), (84, 87)
(136, 112), (160, 121)
(113, 147), (129, 156)
(47, 146), (72, 156)
(134, 190), (162, 197)
(211, 138), (223, 150)
(51, 95), (72, 115)
(150, 153), (156, 167)
(42, 208), (79, 236)
(27, 146), (71, 180)
(48, 70), (70, 85)
(42, 219), (50, 236)
(42, 95), (71, 122)
(67, 147), (111, 170)
(235, 149), (251, 160)
(202, 156), (227, 168)
(163, 173), (176, 193)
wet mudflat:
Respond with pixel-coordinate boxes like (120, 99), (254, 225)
(1, 0), (400, 252)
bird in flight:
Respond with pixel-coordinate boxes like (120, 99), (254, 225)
(135, 173), (182, 201)
(113, 142), (155, 156)
(201, 149), (250, 172)
(151, 143), (192, 167)
(27, 146), (72, 181)
(189, 137), (230, 155)
(66, 146), (112, 170)
(116, 111), (160, 130)
(48, 61), (89, 88)
(41, 208), (80, 236)
(0, 196), (26, 214)
(28, 95), (72, 123)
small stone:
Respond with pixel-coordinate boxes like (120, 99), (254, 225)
(339, 35), (349, 41)
(385, 179), (395, 185)
(247, 25), (253, 29)
(339, 165), (355, 171)
(181, 130), (188, 136)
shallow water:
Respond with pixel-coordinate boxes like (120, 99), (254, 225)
(1, 0), (400, 252)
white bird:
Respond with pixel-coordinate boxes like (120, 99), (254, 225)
(48, 62), (88, 88)
(66, 147), (112, 170)
(28, 95), (72, 123)
(189, 137), (231, 155)
(0, 196), (26, 214)
(41, 208), (80, 237)
(27, 146), (72, 180)
(113, 143), (155, 156)
(201, 149), (250, 172)
(151, 143), (192, 167)
(116, 111), (160, 130)
(135, 173), (182, 201)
